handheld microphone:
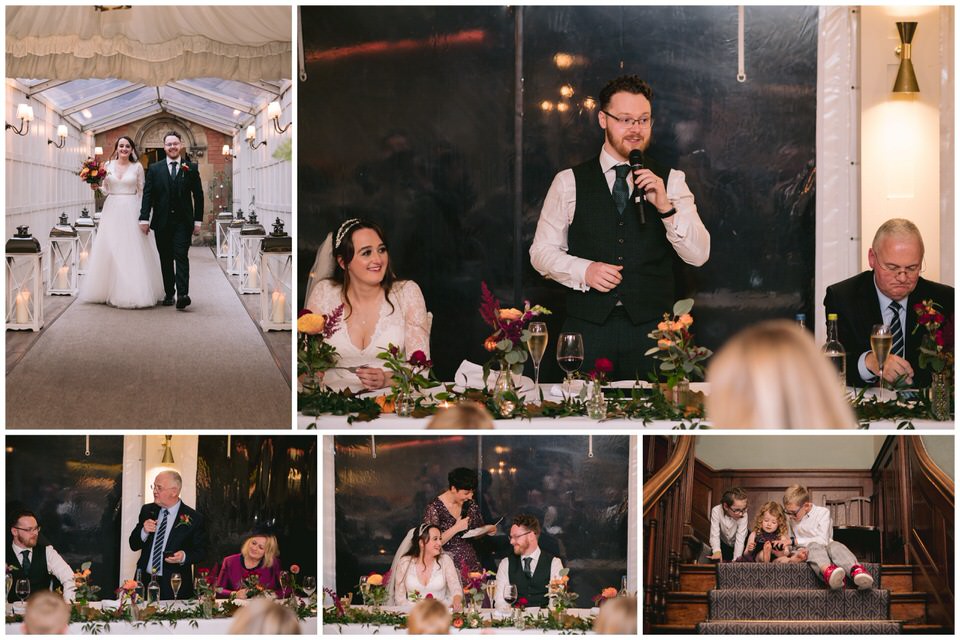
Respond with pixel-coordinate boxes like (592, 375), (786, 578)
(460, 499), (473, 519)
(628, 150), (646, 224)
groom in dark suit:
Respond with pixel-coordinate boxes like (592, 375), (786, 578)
(139, 131), (204, 310)
(824, 218), (953, 388)
(129, 470), (208, 599)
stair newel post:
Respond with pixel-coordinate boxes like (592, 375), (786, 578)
(669, 550), (680, 591)
(643, 518), (657, 632)
(654, 578), (667, 623)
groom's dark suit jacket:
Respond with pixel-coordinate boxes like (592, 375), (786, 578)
(129, 502), (208, 600)
(139, 158), (204, 229)
(824, 271), (954, 388)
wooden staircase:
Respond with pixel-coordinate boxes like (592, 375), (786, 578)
(650, 562), (947, 634)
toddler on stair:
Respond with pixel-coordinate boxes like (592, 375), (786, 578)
(735, 501), (806, 563)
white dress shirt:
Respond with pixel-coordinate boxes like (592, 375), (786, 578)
(529, 146), (710, 291)
(493, 546), (565, 609)
(857, 279), (909, 382)
(11, 542), (77, 601)
(708, 504), (748, 559)
(139, 500), (185, 572)
(789, 504), (833, 547)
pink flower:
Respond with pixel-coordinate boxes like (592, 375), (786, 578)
(594, 358), (613, 374)
(290, 564), (300, 574)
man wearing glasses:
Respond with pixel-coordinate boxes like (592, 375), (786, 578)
(494, 514), (565, 609)
(530, 74), (709, 381)
(129, 470), (208, 600)
(825, 218), (954, 388)
(7, 510), (76, 602)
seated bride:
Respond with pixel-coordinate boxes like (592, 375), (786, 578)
(304, 218), (431, 392)
(388, 524), (463, 610)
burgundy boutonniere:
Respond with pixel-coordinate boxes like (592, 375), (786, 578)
(181, 163), (190, 173)
(175, 514), (192, 528)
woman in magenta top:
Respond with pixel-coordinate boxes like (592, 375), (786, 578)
(216, 532), (288, 598)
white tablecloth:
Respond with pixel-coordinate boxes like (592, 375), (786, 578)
(298, 383), (952, 429)
(323, 606), (596, 634)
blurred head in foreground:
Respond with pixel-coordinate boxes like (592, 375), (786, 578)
(707, 320), (857, 428)
(593, 595), (638, 634)
(228, 597), (301, 634)
(427, 401), (494, 429)
(407, 597), (451, 634)
(23, 590), (70, 635)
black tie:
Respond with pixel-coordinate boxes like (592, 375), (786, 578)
(151, 509), (169, 575)
(523, 556), (533, 578)
(613, 164), (630, 215)
(20, 550), (30, 573)
(169, 161), (178, 180)
(889, 301), (905, 358)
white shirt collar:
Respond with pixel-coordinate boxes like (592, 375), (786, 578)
(11, 542), (34, 557)
(599, 146), (625, 173)
(522, 546), (542, 564)
(873, 275), (908, 307)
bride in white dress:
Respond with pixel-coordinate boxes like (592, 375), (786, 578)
(79, 136), (165, 308)
(388, 524), (463, 610)
(304, 219), (430, 392)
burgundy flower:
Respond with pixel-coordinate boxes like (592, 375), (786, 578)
(298, 308), (312, 318)
(408, 350), (428, 367)
(594, 357), (614, 374)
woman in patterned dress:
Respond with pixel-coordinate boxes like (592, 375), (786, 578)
(422, 468), (497, 573)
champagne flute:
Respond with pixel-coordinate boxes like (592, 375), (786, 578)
(6, 573), (12, 599)
(870, 324), (893, 402)
(484, 579), (497, 609)
(556, 333), (584, 401)
(527, 322), (549, 393)
(170, 572), (182, 608)
(15, 578), (30, 603)
(358, 575), (370, 606)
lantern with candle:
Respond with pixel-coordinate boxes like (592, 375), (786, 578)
(227, 210), (246, 276)
(48, 213), (79, 296)
(75, 207), (96, 274)
(6, 226), (44, 331)
(239, 211), (266, 294)
(215, 210), (234, 259)
(259, 218), (292, 331)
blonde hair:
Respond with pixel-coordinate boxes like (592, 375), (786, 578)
(241, 534), (279, 568)
(23, 590), (70, 635)
(426, 402), (494, 429)
(706, 320), (857, 428)
(783, 484), (811, 507)
(228, 597), (301, 634)
(752, 501), (788, 537)
(873, 218), (924, 253)
(593, 595), (638, 634)
(406, 598), (451, 634)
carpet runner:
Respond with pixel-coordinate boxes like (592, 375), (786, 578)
(697, 562), (901, 634)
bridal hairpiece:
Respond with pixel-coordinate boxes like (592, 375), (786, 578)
(334, 218), (362, 249)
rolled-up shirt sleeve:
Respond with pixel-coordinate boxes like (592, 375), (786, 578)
(663, 169), (710, 266)
(46, 547), (77, 601)
(529, 170), (593, 291)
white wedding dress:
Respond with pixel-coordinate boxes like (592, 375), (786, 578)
(79, 161), (165, 308)
(391, 554), (462, 607)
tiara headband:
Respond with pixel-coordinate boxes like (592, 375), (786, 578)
(334, 218), (362, 249)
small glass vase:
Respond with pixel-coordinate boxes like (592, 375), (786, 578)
(587, 382), (606, 420)
(929, 370), (951, 420)
(200, 595), (214, 619)
(670, 379), (690, 408)
(395, 390), (416, 417)
(492, 365), (518, 417)
(299, 371), (325, 394)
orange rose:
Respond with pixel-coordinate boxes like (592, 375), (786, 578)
(484, 335), (499, 352)
(374, 395), (395, 413)
(498, 308), (523, 321)
(452, 618), (464, 628)
(658, 339), (673, 349)
(670, 321), (684, 332)
(657, 321), (670, 332)
(678, 313), (693, 328)
(601, 587), (618, 598)
(468, 572), (482, 580)
(367, 573), (383, 586)
(290, 564), (300, 574)
(297, 313), (326, 335)
(122, 579), (138, 590)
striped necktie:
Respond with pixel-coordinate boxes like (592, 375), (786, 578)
(889, 301), (905, 358)
(150, 509), (169, 575)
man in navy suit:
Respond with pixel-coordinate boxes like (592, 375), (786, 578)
(129, 470), (208, 599)
(824, 218), (953, 388)
(139, 131), (204, 310)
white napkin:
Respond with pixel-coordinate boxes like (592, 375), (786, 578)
(549, 379), (586, 398)
(453, 360), (534, 392)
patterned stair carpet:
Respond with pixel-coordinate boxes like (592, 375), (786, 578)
(697, 562), (902, 635)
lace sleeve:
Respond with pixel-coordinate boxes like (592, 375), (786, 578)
(391, 557), (410, 605)
(440, 554), (462, 601)
(304, 279), (343, 315)
(99, 161), (111, 196)
(136, 162), (145, 196)
(396, 280), (431, 358)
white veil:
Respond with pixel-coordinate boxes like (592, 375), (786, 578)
(386, 524), (427, 603)
(303, 231), (335, 308)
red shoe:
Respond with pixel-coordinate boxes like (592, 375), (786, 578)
(850, 564), (874, 590)
(823, 564), (845, 590)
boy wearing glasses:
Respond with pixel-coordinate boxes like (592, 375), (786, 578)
(708, 487), (749, 562)
(783, 484), (874, 590)
(824, 218), (954, 388)
(8, 510), (76, 602)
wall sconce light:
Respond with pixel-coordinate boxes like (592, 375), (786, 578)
(245, 125), (266, 150)
(48, 124), (68, 148)
(267, 101), (291, 134)
(6, 103), (34, 136)
(222, 144), (236, 159)
(161, 435), (175, 464)
(94, 146), (103, 156)
(893, 21), (920, 93)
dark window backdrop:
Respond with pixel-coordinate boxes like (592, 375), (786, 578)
(6, 436), (124, 598)
(300, 6), (818, 383)
(334, 435), (630, 607)
(6, 436), (318, 596)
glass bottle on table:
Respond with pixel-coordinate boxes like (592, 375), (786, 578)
(526, 322), (548, 392)
(870, 324), (892, 402)
(134, 568), (145, 603)
(821, 313), (847, 389)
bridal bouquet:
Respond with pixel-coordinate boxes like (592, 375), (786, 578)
(79, 158), (106, 186)
(297, 305), (344, 390)
(478, 281), (551, 379)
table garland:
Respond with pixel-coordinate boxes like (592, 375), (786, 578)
(322, 605), (594, 633)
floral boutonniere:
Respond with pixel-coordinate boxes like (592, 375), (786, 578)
(175, 514), (192, 529)
(181, 163), (190, 173)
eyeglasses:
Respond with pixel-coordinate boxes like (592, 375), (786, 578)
(728, 508), (747, 514)
(508, 530), (534, 542)
(601, 110), (653, 129)
(13, 525), (40, 533)
(877, 262), (923, 278)
(150, 484), (174, 492)
(784, 507), (804, 517)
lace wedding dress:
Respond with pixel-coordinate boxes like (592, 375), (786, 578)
(79, 161), (165, 308)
